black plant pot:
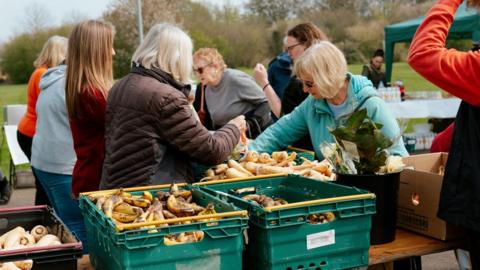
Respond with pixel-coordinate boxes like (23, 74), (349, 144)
(336, 172), (401, 245)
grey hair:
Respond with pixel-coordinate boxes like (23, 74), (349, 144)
(294, 41), (347, 99)
(132, 23), (192, 84)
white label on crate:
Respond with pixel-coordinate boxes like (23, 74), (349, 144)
(341, 140), (360, 162)
(306, 230), (335, 250)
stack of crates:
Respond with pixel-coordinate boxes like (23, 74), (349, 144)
(79, 184), (248, 270)
(194, 174), (376, 270)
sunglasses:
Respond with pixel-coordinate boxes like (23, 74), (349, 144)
(286, 43), (302, 52)
(193, 63), (212, 75)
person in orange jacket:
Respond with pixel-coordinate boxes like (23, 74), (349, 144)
(17, 35), (68, 206)
(408, 0), (480, 268)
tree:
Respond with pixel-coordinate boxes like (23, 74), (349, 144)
(22, 3), (52, 33)
(246, 0), (304, 25)
(103, 0), (181, 78)
(0, 26), (72, 83)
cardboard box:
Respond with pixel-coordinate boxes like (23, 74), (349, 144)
(397, 153), (463, 241)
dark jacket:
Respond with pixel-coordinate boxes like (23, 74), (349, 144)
(100, 66), (240, 189)
(267, 52), (292, 99)
(280, 76), (313, 151)
(438, 102), (480, 232)
(361, 64), (386, 89)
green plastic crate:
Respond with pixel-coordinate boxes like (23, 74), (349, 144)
(79, 185), (248, 270)
(194, 175), (376, 270)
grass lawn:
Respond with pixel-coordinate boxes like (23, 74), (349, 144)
(0, 83), (27, 175)
(0, 62), (436, 175)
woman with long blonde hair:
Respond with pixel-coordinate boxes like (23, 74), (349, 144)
(17, 35), (68, 206)
(65, 20), (115, 197)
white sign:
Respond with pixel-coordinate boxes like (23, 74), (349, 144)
(306, 230), (335, 250)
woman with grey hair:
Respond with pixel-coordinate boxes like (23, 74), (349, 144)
(100, 23), (246, 189)
(250, 41), (408, 159)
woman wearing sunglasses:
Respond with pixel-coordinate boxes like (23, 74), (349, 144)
(100, 24), (246, 189)
(253, 22), (328, 151)
(250, 41), (408, 159)
(192, 48), (272, 138)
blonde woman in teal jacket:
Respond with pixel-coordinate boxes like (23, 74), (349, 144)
(250, 41), (408, 159)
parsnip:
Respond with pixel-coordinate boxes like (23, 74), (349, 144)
(271, 151), (288, 163)
(205, 169), (215, 177)
(19, 233), (35, 246)
(258, 153), (273, 163)
(242, 151), (259, 162)
(14, 260), (33, 270)
(36, 234), (60, 247)
(228, 160), (254, 176)
(4, 232), (32, 249)
(30, 225), (47, 242)
(244, 162), (259, 174)
(307, 170), (334, 181)
(225, 168), (249, 179)
(312, 164), (331, 176)
(0, 227), (25, 248)
(0, 262), (21, 270)
(276, 152), (297, 167)
(256, 165), (291, 175)
(214, 164), (229, 175)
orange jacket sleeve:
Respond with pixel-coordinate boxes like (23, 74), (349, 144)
(408, 0), (480, 106)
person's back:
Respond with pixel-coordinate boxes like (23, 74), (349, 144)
(101, 24), (244, 190)
(32, 64), (76, 173)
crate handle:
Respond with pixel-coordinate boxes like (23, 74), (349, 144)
(0, 205), (47, 213)
(286, 146), (315, 157)
(115, 211), (248, 231)
(192, 173), (287, 186)
(263, 193), (376, 212)
(79, 183), (188, 197)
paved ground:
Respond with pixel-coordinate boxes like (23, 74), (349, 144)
(1, 186), (463, 270)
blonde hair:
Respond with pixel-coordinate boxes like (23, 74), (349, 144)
(294, 41), (347, 99)
(132, 23), (192, 84)
(193, 48), (226, 72)
(34, 35), (68, 68)
(65, 20), (115, 118)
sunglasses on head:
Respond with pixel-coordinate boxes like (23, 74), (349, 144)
(193, 63), (212, 75)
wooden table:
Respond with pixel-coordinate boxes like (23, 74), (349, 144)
(369, 229), (463, 265)
(76, 229), (463, 269)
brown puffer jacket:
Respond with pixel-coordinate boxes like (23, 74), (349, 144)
(100, 66), (240, 189)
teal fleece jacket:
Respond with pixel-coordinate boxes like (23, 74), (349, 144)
(250, 74), (408, 159)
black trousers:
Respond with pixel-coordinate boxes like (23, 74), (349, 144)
(469, 229), (480, 270)
(16, 130), (51, 206)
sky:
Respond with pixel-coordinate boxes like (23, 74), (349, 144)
(0, 0), (247, 44)
(0, 0), (114, 43)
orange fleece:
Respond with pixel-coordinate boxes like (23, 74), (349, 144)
(408, 0), (480, 106)
(18, 66), (47, 137)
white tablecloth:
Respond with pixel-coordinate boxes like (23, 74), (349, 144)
(387, 98), (461, 119)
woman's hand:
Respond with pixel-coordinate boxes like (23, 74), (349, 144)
(228, 115), (247, 134)
(253, 63), (269, 87)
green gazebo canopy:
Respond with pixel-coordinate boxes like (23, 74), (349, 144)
(384, 3), (480, 82)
